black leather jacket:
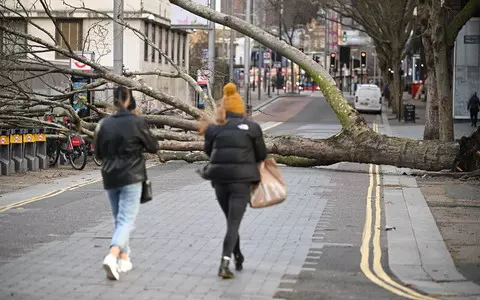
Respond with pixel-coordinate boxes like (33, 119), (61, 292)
(94, 109), (159, 190)
(204, 113), (267, 183)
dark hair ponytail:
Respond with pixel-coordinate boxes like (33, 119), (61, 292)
(113, 86), (131, 108)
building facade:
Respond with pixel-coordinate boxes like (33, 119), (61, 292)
(1, 0), (190, 112)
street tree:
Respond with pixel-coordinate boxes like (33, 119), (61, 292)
(317, 0), (417, 118)
(0, 0), (479, 173)
(418, 0), (480, 141)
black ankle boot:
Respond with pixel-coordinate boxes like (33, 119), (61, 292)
(218, 257), (234, 279)
(234, 253), (244, 271)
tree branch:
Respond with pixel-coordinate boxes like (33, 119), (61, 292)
(170, 0), (367, 130)
(0, 22), (211, 121)
(447, 0), (480, 47)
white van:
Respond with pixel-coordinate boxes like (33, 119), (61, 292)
(354, 84), (382, 113)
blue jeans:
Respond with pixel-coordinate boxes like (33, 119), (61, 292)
(106, 182), (142, 255)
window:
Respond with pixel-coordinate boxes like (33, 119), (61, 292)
(144, 21), (149, 61)
(182, 34), (187, 67)
(55, 19), (83, 59)
(152, 24), (156, 62)
(158, 27), (163, 63)
(165, 29), (169, 64)
(177, 33), (181, 66)
(1, 19), (28, 58)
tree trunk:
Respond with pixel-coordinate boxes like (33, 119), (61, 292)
(434, 43), (454, 141)
(431, 5), (454, 141)
(391, 63), (401, 115)
(423, 73), (440, 140)
(420, 3), (440, 140)
(423, 35), (439, 140)
(159, 128), (459, 171)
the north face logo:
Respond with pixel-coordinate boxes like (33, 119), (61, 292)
(237, 124), (249, 130)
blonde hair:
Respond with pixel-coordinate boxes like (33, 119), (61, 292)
(197, 103), (226, 136)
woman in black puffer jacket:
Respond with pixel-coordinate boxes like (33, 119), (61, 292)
(199, 83), (267, 279)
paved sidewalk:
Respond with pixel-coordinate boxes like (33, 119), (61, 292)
(0, 163), (333, 300)
(379, 114), (480, 299)
(383, 93), (475, 140)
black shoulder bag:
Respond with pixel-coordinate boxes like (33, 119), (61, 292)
(140, 180), (152, 204)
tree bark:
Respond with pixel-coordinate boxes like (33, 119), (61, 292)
(391, 62), (402, 115)
(423, 73), (440, 140)
(158, 128), (458, 171)
(431, 10), (454, 142)
(420, 2), (440, 140)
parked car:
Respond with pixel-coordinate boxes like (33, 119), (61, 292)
(354, 84), (382, 114)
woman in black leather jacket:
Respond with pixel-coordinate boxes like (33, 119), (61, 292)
(200, 83), (267, 279)
(94, 86), (158, 280)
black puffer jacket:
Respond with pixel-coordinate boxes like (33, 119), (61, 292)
(94, 109), (159, 189)
(204, 113), (267, 183)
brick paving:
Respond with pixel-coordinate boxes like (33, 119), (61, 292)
(0, 163), (333, 300)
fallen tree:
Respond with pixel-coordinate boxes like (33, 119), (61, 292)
(164, 0), (478, 172)
(0, 0), (478, 172)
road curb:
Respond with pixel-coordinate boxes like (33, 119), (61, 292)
(380, 110), (480, 298)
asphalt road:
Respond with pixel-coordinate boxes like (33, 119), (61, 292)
(254, 92), (403, 299)
(0, 93), (412, 299)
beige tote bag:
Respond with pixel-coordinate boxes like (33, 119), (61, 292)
(250, 158), (287, 208)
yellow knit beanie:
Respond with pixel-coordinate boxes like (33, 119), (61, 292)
(222, 83), (246, 115)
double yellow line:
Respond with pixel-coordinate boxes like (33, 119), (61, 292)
(0, 163), (160, 213)
(361, 123), (436, 299)
(0, 178), (101, 213)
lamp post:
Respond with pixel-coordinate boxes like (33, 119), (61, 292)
(113, 0), (124, 75)
(244, 0), (252, 115)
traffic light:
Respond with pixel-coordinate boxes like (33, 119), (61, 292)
(361, 51), (367, 68)
(330, 53), (336, 68)
(340, 46), (350, 67)
(343, 31), (347, 42)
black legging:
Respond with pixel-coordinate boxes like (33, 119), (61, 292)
(470, 110), (478, 127)
(214, 182), (250, 258)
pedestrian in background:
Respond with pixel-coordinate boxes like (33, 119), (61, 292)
(94, 86), (158, 280)
(467, 91), (480, 127)
(198, 83), (267, 279)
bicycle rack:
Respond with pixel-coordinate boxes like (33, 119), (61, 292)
(0, 129), (14, 175)
(35, 128), (48, 169)
(10, 128), (27, 173)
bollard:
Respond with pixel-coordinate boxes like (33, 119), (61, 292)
(35, 128), (48, 169)
(10, 129), (28, 173)
(24, 129), (39, 171)
(0, 129), (14, 175)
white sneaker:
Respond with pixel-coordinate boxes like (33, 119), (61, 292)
(118, 258), (133, 273)
(103, 254), (120, 280)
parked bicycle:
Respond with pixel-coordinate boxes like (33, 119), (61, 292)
(84, 140), (102, 166)
(45, 115), (88, 170)
(47, 129), (88, 170)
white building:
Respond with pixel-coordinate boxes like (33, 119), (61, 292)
(2, 0), (190, 111)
